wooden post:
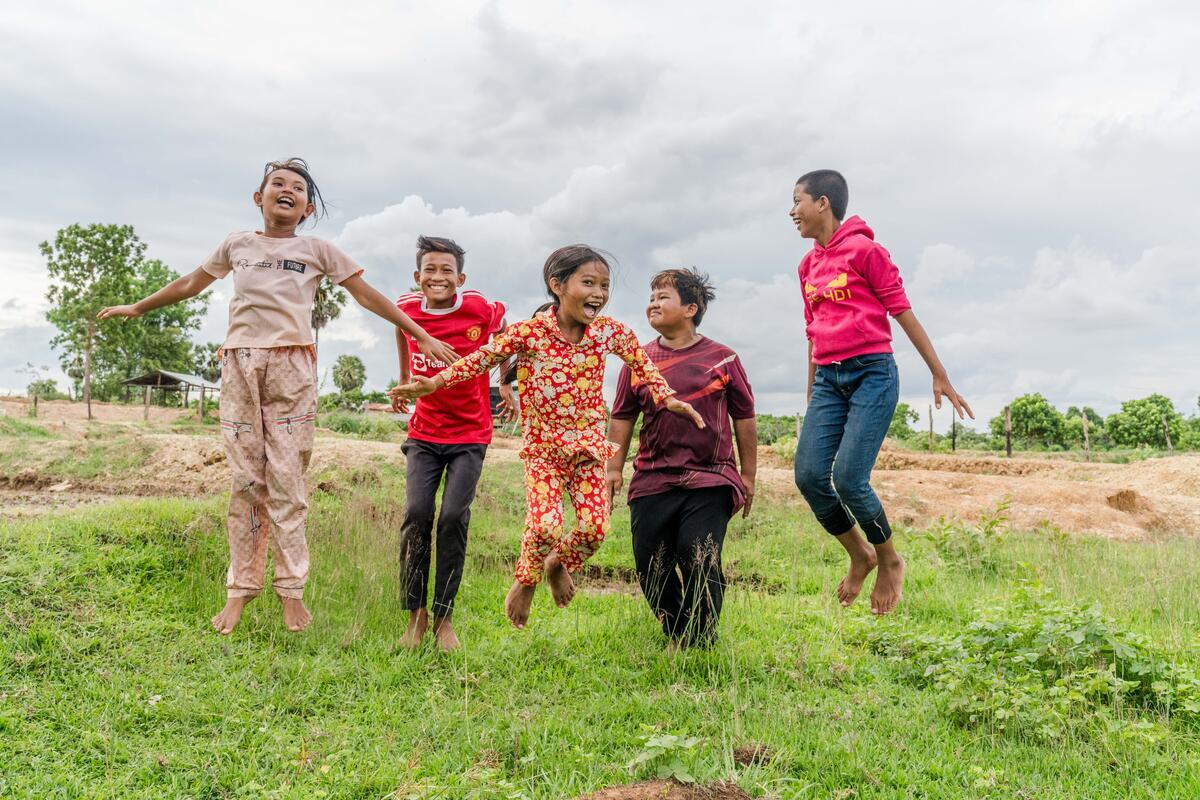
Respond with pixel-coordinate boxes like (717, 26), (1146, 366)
(182, 384), (189, 410)
(928, 405), (934, 452)
(951, 411), (957, 452)
(1081, 413), (1091, 461)
(84, 319), (94, 421)
(795, 413), (802, 440)
(1004, 405), (1013, 458)
(1163, 414), (1174, 452)
(32, 393), (38, 417)
(143, 386), (150, 420)
(198, 386), (205, 421)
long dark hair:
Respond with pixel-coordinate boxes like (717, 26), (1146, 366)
(259, 157), (328, 226)
(542, 244), (611, 301)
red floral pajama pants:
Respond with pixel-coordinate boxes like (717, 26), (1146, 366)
(515, 450), (611, 586)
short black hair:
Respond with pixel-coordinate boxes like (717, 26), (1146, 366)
(651, 268), (716, 327)
(795, 169), (849, 220)
(415, 236), (466, 272)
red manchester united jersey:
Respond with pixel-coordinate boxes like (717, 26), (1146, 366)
(396, 290), (506, 444)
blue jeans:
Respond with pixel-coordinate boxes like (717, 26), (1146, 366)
(794, 353), (898, 545)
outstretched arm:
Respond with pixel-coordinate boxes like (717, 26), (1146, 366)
(390, 325), (524, 401)
(893, 309), (974, 419)
(341, 274), (458, 366)
(613, 328), (705, 429)
(392, 329), (412, 413)
(98, 267), (216, 319)
(733, 417), (758, 518)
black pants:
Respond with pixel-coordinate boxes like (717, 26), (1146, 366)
(400, 439), (487, 616)
(630, 486), (733, 646)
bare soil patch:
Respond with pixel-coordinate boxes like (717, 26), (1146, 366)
(759, 444), (1200, 540)
(579, 781), (750, 800)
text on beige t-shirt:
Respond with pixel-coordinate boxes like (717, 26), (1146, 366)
(200, 231), (362, 349)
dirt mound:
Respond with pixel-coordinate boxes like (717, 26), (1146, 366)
(1107, 489), (1151, 513)
(579, 781), (749, 800)
(731, 744), (773, 766)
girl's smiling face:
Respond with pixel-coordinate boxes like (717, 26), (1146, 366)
(550, 260), (610, 327)
(255, 168), (316, 229)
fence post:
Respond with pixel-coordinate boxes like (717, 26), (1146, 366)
(143, 386), (150, 421)
(951, 410), (957, 452)
(795, 413), (802, 440)
(32, 393), (38, 418)
(1081, 414), (1091, 461)
(198, 386), (206, 421)
(1004, 405), (1013, 458)
(1163, 414), (1174, 452)
(927, 405), (933, 452)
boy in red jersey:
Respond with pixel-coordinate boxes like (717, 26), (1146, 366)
(392, 236), (510, 651)
(607, 268), (757, 648)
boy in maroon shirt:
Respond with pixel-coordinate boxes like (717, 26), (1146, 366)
(392, 236), (511, 651)
(607, 269), (757, 648)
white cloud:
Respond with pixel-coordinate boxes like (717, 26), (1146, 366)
(1, 0), (1198, 425)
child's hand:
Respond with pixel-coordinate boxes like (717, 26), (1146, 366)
(498, 384), (519, 424)
(933, 373), (974, 420)
(390, 392), (411, 414)
(418, 336), (459, 367)
(664, 397), (705, 429)
(740, 474), (755, 518)
(97, 304), (142, 320)
(389, 376), (439, 400)
(605, 468), (624, 505)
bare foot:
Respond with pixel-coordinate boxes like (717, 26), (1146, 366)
(211, 596), (253, 635)
(838, 549), (878, 607)
(433, 616), (461, 652)
(504, 580), (537, 630)
(281, 597), (313, 632)
(400, 608), (429, 649)
(544, 552), (576, 608)
(870, 555), (906, 615)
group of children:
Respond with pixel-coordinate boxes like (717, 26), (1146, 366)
(98, 158), (972, 648)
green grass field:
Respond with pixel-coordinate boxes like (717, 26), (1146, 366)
(3, 439), (1200, 797)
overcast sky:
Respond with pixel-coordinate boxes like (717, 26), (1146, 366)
(2, 0), (1197, 428)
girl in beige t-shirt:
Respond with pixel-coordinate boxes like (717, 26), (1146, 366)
(99, 158), (457, 636)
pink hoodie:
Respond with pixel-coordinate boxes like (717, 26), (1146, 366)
(798, 215), (912, 365)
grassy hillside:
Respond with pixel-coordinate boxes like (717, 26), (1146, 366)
(2, 447), (1199, 797)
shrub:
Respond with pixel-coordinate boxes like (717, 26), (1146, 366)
(866, 585), (1200, 743)
(918, 496), (1010, 572)
(318, 411), (404, 440)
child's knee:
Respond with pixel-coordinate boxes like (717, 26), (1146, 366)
(831, 464), (873, 505)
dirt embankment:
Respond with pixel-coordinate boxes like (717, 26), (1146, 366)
(3, 397), (1199, 539)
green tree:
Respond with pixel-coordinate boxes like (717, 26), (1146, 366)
(43, 225), (207, 412)
(332, 354), (367, 394)
(192, 342), (222, 384)
(989, 393), (1065, 448)
(43, 224), (141, 419)
(96, 258), (207, 398)
(1105, 394), (1182, 448)
(888, 402), (920, 440)
(312, 278), (348, 348)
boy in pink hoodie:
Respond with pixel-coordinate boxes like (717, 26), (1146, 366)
(791, 170), (973, 615)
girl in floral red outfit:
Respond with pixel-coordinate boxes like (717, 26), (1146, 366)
(392, 245), (703, 629)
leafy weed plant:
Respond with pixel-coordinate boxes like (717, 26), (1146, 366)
(867, 584), (1200, 744)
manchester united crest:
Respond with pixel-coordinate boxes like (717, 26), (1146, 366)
(467, 326), (482, 341)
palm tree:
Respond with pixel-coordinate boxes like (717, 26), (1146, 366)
(311, 278), (348, 350)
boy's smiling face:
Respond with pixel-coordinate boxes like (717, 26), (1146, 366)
(414, 252), (465, 309)
(790, 183), (827, 239)
(646, 282), (696, 335)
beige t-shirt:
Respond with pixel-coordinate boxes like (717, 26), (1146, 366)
(200, 231), (362, 349)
